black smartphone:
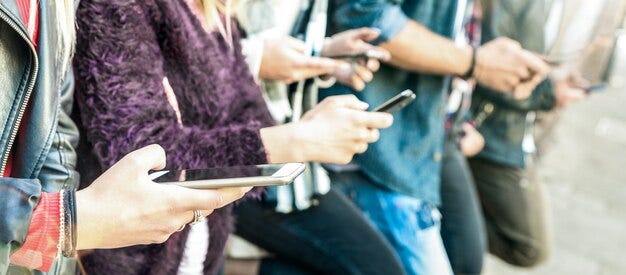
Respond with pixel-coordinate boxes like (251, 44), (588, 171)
(372, 89), (416, 113)
(585, 83), (608, 94)
(149, 163), (306, 189)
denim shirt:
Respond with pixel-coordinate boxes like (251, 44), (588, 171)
(471, 0), (556, 168)
(322, 0), (460, 205)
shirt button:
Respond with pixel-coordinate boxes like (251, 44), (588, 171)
(433, 152), (442, 162)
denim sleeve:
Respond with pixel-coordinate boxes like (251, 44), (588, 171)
(332, 0), (409, 44)
(0, 178), (42, 273)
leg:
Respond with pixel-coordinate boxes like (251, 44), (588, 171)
(439, 145), (486, 275)
(469, 157), (550, 267)
(234, 187), (404, 275)
(331, 171), (453, 275)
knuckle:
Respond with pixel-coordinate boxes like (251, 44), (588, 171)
(339, 155), (353, 165)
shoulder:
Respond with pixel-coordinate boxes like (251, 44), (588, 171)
(76, 0), (162, 27)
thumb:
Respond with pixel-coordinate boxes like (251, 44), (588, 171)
(329, 95), (369, 110)
(352, 27), (381, 42)
(123, 144), (167, 171)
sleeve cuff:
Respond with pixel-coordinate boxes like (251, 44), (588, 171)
(10, 192), (61, 272)
(240, 35), (265, 82)
(371, 6), (410, 44)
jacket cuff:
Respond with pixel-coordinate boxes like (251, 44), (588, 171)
(9, 192), (61, 272)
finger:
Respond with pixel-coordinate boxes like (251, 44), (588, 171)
(353, 27), (382, 42)
(353, 142), (369, 154)
(570, 88), (588, 100)
(295, 56), (342, 71)
(519, 50), (550, 77)
(366, 128), (380, 143)
(350, 74), (366, 91)
(350, 110), (394, 129)
(353, 65), (374, 83)
(291, 67), (338, 82)
(515, 66), (531, 81)
(173, 186), (251, 212)
(366, 58), (381, 72)
(285, 35), (307, 53)
(124, 144), (167, 171)
(505, 75), (521, 91)
(326, 94), (369, 110)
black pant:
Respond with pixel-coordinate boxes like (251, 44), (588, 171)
(234, 186), (405, 275)
(469, 157), (550, 267)
(439, 142), (486, 275)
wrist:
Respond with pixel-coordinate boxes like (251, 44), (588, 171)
(460, 46), (476, 79)
(75, 190), (98, 250)
(320, 37), (333, 57)
(260, 124), (304, 163)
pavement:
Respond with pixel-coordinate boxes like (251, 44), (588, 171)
(484, 34), (626, 275)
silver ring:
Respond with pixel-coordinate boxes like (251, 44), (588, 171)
(189, 210), (205, 226)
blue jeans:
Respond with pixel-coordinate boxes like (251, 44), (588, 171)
(330, 171), (453, 275)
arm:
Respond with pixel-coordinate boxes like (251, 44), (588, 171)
(38, 70), (79, 191)
(74, 1), (270, 169)
(331, 0), (471, 75)
(331, 0), (549, 94)
(0, 178), (44, 273)
(3, 62), (80, 273)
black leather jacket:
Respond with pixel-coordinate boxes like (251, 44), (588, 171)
(0, 1), (79, 274)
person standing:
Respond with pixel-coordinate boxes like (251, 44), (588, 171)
(0, 1), (250, 274)
(323, 0), (549, 274)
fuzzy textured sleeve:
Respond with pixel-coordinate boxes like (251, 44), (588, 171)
(73, 0), (274, 171)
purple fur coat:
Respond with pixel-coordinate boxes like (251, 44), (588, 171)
(73, 0), (274, 274)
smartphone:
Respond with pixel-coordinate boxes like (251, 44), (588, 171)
(328, 50), (389, 60)
(585, 83), (607, 94)
(372, 89), (416, 113)
(149, 163), (306, 189)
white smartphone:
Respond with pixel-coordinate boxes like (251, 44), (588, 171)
(148, 163), (306, 189)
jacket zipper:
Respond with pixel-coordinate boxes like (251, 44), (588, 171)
(0, 8), (39, 175)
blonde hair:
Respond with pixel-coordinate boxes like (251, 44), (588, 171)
(198, 0), (240, 47)
(55, 0), (76, 74)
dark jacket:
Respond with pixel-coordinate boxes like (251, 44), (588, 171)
(73, 0), (274, 274)
(0, 1), (79, 274)
(323, 0), (460, 205)
(471, 0), (556, 168)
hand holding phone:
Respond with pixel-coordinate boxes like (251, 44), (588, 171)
(372, 89), (416, 113)
(149, 163), (306, 189)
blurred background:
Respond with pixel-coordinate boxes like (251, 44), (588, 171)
(486, 1), (626, 274)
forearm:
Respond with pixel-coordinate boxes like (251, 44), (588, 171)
(260, 124), (303, 163)
(381, 20), (472, 75)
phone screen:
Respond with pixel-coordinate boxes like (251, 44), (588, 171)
(150, 164), (284, 183)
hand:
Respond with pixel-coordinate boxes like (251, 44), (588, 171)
(260, 95), (394, 164)
(258, 35), (343, 83)
(553, 72), (589, 108)
(75, 144), (251, 249)
(322, 28), (391, 91)
(473, 37), (550, 98)
(459, 123), (485, 157)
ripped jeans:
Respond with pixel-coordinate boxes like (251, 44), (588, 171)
(330, 170), (453, 275)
